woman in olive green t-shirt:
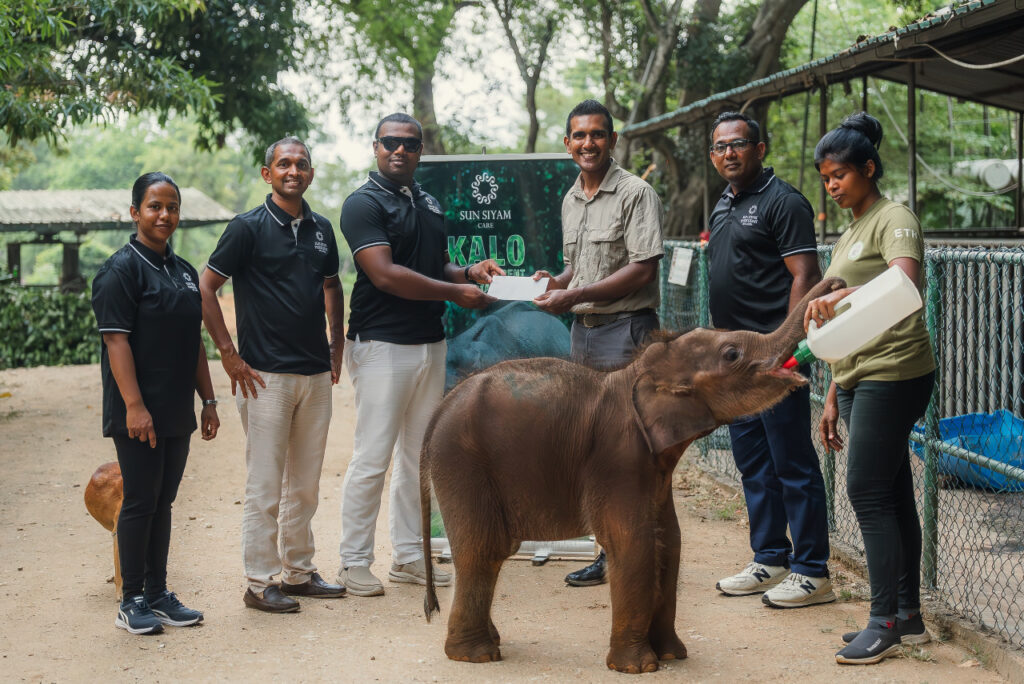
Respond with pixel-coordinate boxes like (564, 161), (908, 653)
(804, 113), (936, 666)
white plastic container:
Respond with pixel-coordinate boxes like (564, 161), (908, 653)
(806, 265), (923, 362)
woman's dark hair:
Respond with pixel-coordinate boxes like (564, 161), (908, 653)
(814, 112), (885, 180)
(131, 172), (181, 210)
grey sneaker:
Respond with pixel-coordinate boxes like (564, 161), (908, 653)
(835, 625), (902, 665)
(762, 572), (837, 608)
(115, 595), (164, 635)
(842, 613), (929, 645)
(338, 565), (385, 597)
(389, 557), (452, 586)
(716, 562), (788, 596)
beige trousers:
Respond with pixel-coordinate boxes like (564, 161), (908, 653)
(339, 337), (446, 568)
(237, 370), (332, 591)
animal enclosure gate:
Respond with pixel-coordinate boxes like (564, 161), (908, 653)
(661, 240), (1024, 649)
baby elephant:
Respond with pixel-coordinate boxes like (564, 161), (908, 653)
(85, 462), (123, 595)
(421, 277), (844, 674)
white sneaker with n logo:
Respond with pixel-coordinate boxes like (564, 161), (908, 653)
(762, 572), (837, 608)
(716, 562), (788, 596)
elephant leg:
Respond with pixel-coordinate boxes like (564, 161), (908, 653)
(648, 488), (687, 661)
(603, 525), (660, 673)
(445, 552), (504, 663)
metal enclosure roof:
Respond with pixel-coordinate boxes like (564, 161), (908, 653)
(624, 0), (1024, 137)
(0, 188), (235, 235)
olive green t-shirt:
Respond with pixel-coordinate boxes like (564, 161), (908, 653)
(823, 198), (935, 389)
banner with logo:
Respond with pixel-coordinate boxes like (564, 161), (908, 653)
(416, 153), (580, 338)
(416, 154), (596, 561)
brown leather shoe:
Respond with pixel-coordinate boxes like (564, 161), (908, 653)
(243, 586), (300, 613)
(280, 572), (346, 598)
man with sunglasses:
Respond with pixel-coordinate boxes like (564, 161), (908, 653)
(336, 112), (504, 598)
(532, 99), (665, 588)
(706, 111), (834, 610)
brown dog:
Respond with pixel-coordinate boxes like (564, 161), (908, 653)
(84, 462), (123, 595)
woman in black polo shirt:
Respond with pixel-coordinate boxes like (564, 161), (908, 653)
(91, 172), (220, 635)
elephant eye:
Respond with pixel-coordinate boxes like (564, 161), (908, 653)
(723, 346), (740, 363)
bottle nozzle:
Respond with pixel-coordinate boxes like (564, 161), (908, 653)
(782, 339), (816, 370)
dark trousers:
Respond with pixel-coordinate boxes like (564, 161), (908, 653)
(113, 434), (190, 600)
(837, 372), (934, 619)
(570, 312), (659, 370)
(728, 382), (830, 577)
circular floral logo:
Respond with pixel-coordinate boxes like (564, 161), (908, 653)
(471, 172), (499, 205)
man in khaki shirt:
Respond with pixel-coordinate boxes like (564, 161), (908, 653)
(532, 99), (664, 586)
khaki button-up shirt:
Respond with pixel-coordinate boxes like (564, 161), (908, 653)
(562, 161), (664, 314)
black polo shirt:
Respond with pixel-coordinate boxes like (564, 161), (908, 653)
(207, 195), (339, 374)
(92, 235), (202, 437)
(341, 172), (447, 344)
(707, 167), (817, 333)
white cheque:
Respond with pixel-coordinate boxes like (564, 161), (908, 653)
(485, 275), (549, 301)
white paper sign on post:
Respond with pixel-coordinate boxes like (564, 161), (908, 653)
(667, 247), (694, 286)
(486, 275), (549, 301)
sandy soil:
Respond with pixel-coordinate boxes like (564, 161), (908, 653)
(0, 362), (1006, 683)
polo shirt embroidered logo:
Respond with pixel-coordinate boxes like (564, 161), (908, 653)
(182, 271), (199, 292)
(471, 172), (498, 205)
(848, 241), (865, 260)
(424, 195), (443, 215)
(314, 230), (329, 254)
(740, 203), (759, 227)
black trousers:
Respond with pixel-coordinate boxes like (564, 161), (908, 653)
(837, 371), (934, 619)
(113, 434), (190, 600)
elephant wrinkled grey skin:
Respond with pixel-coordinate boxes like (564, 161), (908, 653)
(420, 277), (845, 674)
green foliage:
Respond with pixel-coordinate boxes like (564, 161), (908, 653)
(1, 0), (312, 162)
(0, 278), (99, 368)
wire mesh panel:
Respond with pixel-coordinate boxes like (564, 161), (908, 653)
(661, 239), (1024, 648)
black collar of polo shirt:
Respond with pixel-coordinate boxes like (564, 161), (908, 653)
(263, 194), (315, 228)
(722, 166), (776, 201)
(128, 233), (175, 271)
(368, 171), (421, 200)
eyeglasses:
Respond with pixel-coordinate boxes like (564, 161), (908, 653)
(375, 136), (423, 153)
(709, 139), (754, 155)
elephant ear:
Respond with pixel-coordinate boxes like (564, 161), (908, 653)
(631, 373), (719, 456)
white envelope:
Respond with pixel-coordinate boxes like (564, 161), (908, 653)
(486, 275), (549, 301)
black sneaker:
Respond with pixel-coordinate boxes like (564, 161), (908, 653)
(835, 625), (902, 665)
(841, 613), (929, 645)
(115, 595), (164, 635)
(148, 590), (204, 627)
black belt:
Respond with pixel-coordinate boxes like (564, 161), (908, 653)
(575, 308), (655, 329)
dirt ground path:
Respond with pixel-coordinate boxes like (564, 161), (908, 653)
(0, 364), (1005, 682)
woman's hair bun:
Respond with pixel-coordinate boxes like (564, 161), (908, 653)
(839, 112), (883, 148)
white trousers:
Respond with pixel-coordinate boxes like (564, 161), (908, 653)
(237, 370), (332, 591)
(340, 337), (446, 567)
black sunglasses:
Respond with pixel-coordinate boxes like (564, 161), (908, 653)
(376, 136), (423, 153)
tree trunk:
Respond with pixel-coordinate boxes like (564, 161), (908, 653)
(742, 0), (810, 79)
(525, 81), (540, 153)
(412, 63), (446, 155)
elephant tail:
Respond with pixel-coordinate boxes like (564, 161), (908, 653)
(421, 439), (441, 623)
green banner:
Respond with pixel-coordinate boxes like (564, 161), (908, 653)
(416, 153), (579, 337)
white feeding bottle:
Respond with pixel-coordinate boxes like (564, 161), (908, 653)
(783, 265), (923, 368)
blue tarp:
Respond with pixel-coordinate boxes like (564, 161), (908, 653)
(911, 410), (1024, 492)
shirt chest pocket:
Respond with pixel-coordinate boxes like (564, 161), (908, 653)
(584, 220), (627, 274)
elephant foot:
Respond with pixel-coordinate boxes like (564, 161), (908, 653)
(606, 644), (659, 674)
(445, 636), (502, 663)
(649, 632), (687, 661)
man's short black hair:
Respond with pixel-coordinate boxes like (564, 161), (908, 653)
(565, 99), (614, 137)
(375, 113), (423, 139)
(264, 136), (311, 168)
(710, 112), (761, 144)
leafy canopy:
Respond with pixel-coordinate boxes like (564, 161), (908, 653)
(1, 0), (312, 158)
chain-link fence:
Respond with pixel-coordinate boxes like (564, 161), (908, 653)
(661, 239), (1024, 648)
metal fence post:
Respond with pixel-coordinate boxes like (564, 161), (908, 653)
(697, 245), (709, 329)
(922, 256), (942, 589)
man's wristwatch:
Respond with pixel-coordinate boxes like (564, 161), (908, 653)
(202, 398), (218, 407)
(463, 264), (473, 282)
